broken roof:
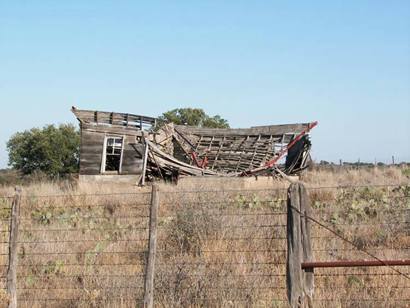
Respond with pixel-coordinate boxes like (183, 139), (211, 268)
(71, 107), (157, 130)
(174, 123), (312, 137)
(170, 122), (315, 174)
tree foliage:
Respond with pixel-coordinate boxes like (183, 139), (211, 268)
(158, 108), (229, 128)
(7, 124), (80, 176)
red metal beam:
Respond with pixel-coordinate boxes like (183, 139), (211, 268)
(191, 152), (209, 169)
(302, 259), (410, 269)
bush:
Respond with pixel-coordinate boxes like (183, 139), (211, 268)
(7, 124), (80, 177)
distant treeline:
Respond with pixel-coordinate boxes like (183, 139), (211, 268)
(317, 160), (410, 167)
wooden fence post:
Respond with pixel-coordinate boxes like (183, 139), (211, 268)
(286, 182), (314, 308)
(144, 184), (159, 308)
(140, 136), (149, 186)
(6, 187), (21, 308)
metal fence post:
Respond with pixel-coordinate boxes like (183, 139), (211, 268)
(6, 187), (21, 308)
(286, 182), (314, 308)
(144, 184), (159, 308)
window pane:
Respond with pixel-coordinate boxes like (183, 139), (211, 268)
(105, 155), (121, 171)
(114, 139), (123, 147)
(106, 146), (114, 154)
(104, 137), (123, 172)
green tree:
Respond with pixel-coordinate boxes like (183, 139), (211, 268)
(158, 108), (229, 128)
(7, 124), (80, 176)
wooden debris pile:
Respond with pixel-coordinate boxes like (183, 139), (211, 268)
(144, 121), (317, 180)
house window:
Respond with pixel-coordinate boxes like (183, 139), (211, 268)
(104, 137), (123, 172)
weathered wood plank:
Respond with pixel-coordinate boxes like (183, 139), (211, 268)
(140, 138), (149, 186)
(144, 185), (159, 308)
(72, 107), (156, 127)
(147, 141), (219, 176)
(286, 182), (314, 308)
(122, 140), (144, 174)
(175, 123), (309, 137)
(300, 184), (314, 307)
(7, 187), (21, 308)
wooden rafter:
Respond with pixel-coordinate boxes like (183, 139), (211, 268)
(211, 136), (225, 170)
(249, 135), (261, 168)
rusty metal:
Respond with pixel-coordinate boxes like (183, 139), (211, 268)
(302, 259), (410, 269)
(191, 152), (209, 169)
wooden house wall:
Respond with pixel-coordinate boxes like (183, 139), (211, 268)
(79, 129), (104, 175)
(79, 124), (144, 175)
(121, 141), (144, 174)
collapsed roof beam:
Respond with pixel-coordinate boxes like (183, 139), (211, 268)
(240, 121), (318, 176)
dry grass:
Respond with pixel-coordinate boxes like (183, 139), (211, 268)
(0, 166), (409, 307)
(0, 165), (407, 197)
(302, 165), (409, 187)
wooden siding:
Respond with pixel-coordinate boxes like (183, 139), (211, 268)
(79, 129), (104, 175)
(79, 125), (144, 175)
(121, 141), (144, 174)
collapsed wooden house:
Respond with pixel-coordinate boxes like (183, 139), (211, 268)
(72, 107), (317, 183)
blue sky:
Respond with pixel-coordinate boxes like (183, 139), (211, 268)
(1, 1), (409, 168)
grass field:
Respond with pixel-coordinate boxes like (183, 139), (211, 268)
(0, 166), (409, 307)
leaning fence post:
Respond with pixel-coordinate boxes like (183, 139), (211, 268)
(140, 136), (149, 186)
(144, 184), (159, 308)
(6, 187), (21, 308)
(286, 182), (314, 308)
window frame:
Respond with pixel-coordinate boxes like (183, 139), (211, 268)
(101, 135), (125, 174)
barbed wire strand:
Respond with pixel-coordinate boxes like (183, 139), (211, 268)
(290, 204), (410, 280)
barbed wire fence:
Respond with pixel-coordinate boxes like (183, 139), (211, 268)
(0, 190), (153, 308)
(286, 183), (410, 307)
(0, 182), (409, 307)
